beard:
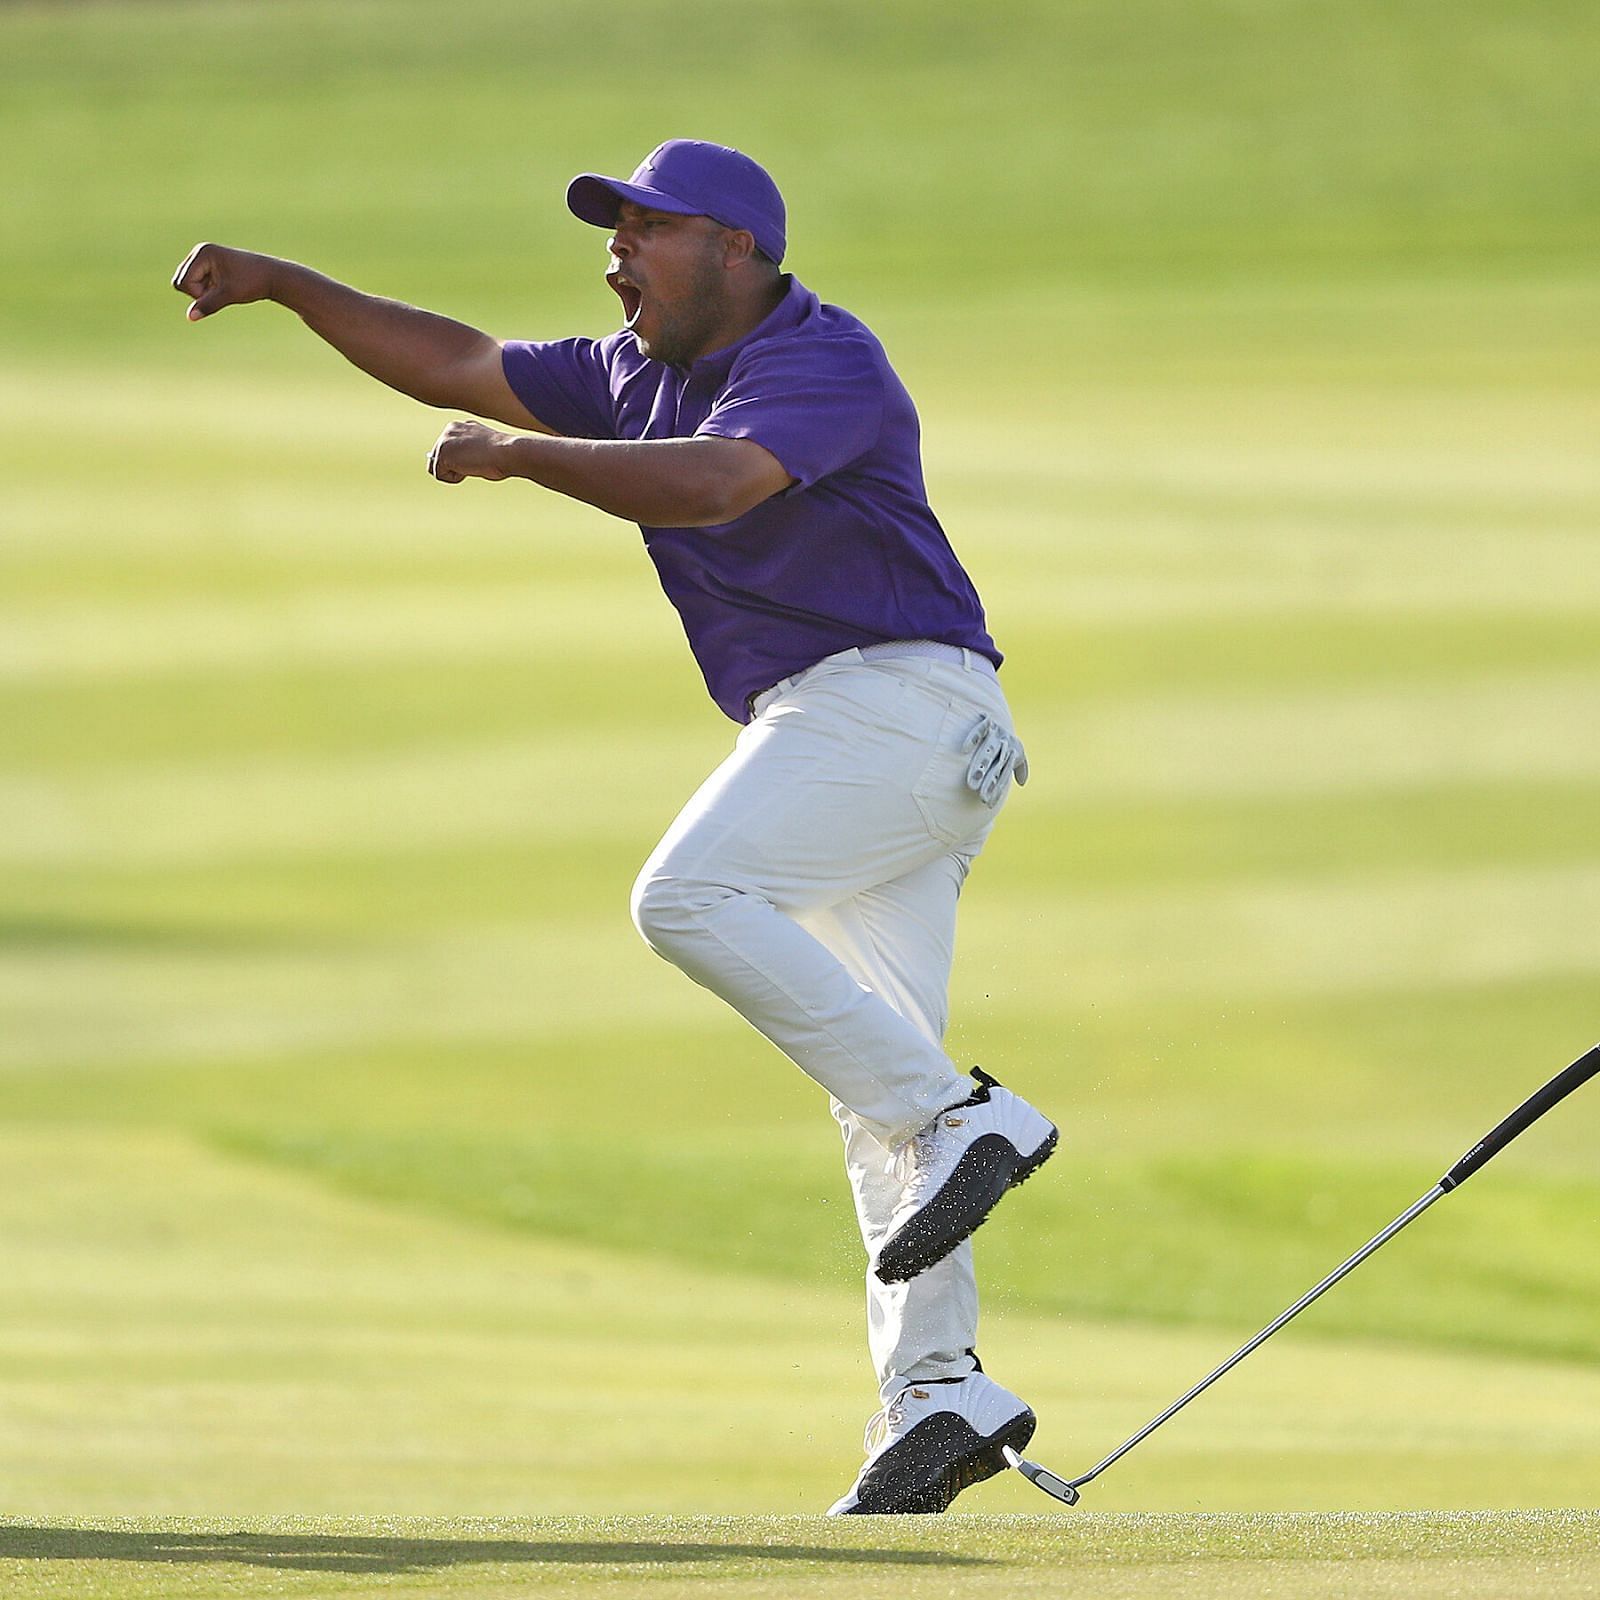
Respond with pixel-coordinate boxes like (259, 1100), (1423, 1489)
(633, 250), (731, 367)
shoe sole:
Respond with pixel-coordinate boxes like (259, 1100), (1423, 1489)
(832, 1406), (1039, 1515)
(873, 1128), (1058, 1284)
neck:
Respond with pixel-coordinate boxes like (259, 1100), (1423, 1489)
(686, 274), (787, 366)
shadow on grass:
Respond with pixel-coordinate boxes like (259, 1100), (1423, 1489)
(0, 1527), (990, 1574)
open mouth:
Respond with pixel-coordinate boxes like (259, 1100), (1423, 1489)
(607, 270), (644, 330)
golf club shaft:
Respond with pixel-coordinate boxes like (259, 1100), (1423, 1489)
(1065, 1184), (1446, 1494)
(1012, 1042), (1600, 1504)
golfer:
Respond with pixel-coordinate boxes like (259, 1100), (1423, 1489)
(173, 138), (1056, 1514)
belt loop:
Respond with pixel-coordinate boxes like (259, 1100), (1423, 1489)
(961, 647), (973, 672)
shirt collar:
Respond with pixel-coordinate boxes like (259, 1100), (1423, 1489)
(683, 274), (811, 382)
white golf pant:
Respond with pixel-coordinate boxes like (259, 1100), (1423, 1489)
(630, 644), (1018, 1399)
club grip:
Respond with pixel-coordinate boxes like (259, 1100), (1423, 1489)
(1440, 1045), (1600, 1192)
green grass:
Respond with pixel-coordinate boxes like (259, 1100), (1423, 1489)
(4, 1127), (1600, 1530)
(1, 0), (1599, 1581)
(4, 1513), (1599, 1599)
(204, 1121), (1600, 1366)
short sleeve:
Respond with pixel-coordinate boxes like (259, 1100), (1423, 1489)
(500, 338), (617, 440)
(695, 336), (885, 490)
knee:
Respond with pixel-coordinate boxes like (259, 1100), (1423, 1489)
(629, 868), (729, 958)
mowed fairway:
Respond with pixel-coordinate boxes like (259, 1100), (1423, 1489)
(3, 1515), (1599, 1600)
(2, 0), (1599, 1595)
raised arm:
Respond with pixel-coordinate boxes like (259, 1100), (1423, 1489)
(171, 243), (549, 432)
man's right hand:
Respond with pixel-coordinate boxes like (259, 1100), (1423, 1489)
(172, 243), (278, 321)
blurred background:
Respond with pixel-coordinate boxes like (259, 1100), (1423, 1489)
(1, 0), (1597, 1516)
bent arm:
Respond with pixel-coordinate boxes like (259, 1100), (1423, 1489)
(428, 422), (796, 527)
(172, 243), (548, 432)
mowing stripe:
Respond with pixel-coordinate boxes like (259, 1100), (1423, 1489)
(1027, 671), (1600, 801)
(0, 918), (703, 1073)
(2, 672), (1594, 865)
(0, 581), (670, 680)
(961, 859), (1600, 1004)
(4, 571), (1599, 681)
(5, 862), (1598, 1071)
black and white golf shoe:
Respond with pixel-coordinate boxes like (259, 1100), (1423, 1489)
(827, 1371), (1037, 1515)
(874, 1067), (1057, 1285)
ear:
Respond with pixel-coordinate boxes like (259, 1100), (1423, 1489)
(721, 227), (758, 269)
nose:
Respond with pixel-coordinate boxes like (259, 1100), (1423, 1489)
(607, 224), (633, 260)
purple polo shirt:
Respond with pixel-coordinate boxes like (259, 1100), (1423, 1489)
(501, 276), (1001, 722)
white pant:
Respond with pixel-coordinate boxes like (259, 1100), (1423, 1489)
(630, 645), (1020, 1397)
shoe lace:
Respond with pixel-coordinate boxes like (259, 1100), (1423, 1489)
(889, 1078), (987, 1190)
(861, 1388), (911, 1455)
(889, 1123), (938, 1189)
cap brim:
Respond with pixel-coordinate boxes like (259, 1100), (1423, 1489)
(565, 173), (703, 228)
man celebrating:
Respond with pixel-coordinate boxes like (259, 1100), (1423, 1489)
(173, 139), (1056, 1515)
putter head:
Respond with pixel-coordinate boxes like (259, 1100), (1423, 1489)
(1002, 1444), (1081, 1505)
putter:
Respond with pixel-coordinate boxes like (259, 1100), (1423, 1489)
(1006, 1042), (1600, 1506)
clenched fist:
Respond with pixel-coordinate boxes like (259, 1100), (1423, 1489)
(172, 242), (278, 320)
(427, 419), (516, 484)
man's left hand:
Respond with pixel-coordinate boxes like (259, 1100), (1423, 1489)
(427, 419), (514, 483)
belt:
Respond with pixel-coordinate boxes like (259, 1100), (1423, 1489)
(748, 640), (996, 720)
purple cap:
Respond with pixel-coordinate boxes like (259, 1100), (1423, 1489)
(566, 140), (787, 266)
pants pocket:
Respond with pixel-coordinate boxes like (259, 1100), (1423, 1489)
(911, 701), (1010, 847)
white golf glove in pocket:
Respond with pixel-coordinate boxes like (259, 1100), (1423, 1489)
(962, 714), (1028, 806)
